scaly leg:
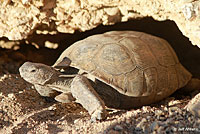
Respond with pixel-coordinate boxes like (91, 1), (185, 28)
(71, 75), (107, 121)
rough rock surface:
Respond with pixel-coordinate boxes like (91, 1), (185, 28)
(186, 92), (200, 118)
(0, 0), (200, 47)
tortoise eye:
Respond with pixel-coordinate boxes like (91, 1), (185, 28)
(31, 69), (36, 72)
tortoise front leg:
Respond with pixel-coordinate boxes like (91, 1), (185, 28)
(71, 75), (107, 121)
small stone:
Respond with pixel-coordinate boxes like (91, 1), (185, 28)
(168, 99), (180, 106)
(107, 129), (120, 134)
(74, 118), (81, 124)
(136, 118), (147, 128)
(8, 93), (14, 99)
(169, 106), (178, 112)
(48, 106), (56, 110)
(4, 116), (9, 122)
(39, 101), (44, 105)
(169, 110), (176, 117)
(150, 121), (159, 131)
(135, 127), (142, 131)
(165, 127), (174, 133)
(164, 107), (168, 111)
(114, 125), (123, 131)
(125, 119), (131, 124)
(155, 110), (162, 116)
(165, 118), (174, 125)
(157, 115), (166, 121)
(174, 121), (179, 124)
(157, 126), (165, 133)
(18, 91), (23, 94)
(27, 131), (34, 134)
(142, 125), (150, 134)
(152, 131), (157, 134)
(0, 113), (3, 118)
(50, 111), (55, 116)
(146, 116), (151, 120)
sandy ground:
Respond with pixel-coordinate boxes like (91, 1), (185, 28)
(0, 73), (200, 134)
(0, 43), (199, 134)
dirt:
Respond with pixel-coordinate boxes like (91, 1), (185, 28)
(0, 73), (200, 134)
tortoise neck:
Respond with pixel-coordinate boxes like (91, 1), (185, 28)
(45, 74), (75, 93)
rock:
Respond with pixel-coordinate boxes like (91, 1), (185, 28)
(186, 93), (200, 117)
(7, 93), (14, 99)
(0, 0), (200, 47)
(155, 110), (162, 116)
(114, 125), (123, 131)
(150, 121), (159, 132)
(136, 118), (147, 128)
(107, 129), (120, 134)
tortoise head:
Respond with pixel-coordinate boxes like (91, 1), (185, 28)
(19, 62), (59, 85)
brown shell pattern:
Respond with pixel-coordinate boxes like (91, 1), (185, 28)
(54, 31), (192, 97)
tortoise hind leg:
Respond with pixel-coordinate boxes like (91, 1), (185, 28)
(180, 78), (200, 93)
(71, 75), (107, 122)
(55, 92), (75, 103)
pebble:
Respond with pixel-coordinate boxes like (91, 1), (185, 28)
(157, 115), (166, 121)
(27, 131), (34, 134)
(48, 106), (56, 110)
(135, 127), (142, 131)
(165, 127), (174, 133)
(164, 107), (168, 111)
(142, 125), (150, 134)
(8, 93), (14, 99)
(39, 101), (44, 105)
(18, 91), (23, 94)
(114, 125), (123, 131)
(0, 113), (3, 118)
(4, 116), (9, 122)
(146, 116), (151, 120)
(107, 129), (120, 134)
(169, 106), (178, 112)
(168, 100), (181, 106)
(157, 126), (165, 133)
(74, 119), (80, 124)
(165, 118), (174, 125)
(125, 119), (131, 124)
(155, 110), (162, 116)
(136, 118), (147, 128)
(150, 121), (159, 131)
(174, 121), (179, 124)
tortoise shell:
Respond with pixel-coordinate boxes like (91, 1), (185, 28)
(54, 31), (192, 99)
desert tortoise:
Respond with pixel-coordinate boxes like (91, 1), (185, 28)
(19, 31), (194, 121)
